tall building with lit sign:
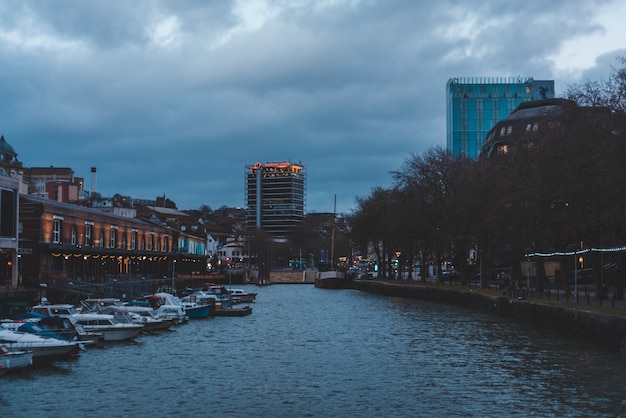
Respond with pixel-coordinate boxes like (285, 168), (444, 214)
(245, 161), (306, 240)
(446, 77), (555, 159)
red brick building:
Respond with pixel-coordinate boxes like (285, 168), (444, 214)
(19, 195), (178, 285)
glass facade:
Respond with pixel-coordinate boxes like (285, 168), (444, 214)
(446, 77), (554, 159)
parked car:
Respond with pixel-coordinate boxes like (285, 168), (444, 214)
(442, 269), (460, 280)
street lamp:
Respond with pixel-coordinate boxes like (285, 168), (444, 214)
(573, 249), (578, 304)
(171, 259), (176, 295)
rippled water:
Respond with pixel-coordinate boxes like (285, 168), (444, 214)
(2, 285), (626, 417)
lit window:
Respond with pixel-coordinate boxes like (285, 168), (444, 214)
(85, 224), (92, 246)
(53, 220), (62, 243)
(110, 227), (117, 248)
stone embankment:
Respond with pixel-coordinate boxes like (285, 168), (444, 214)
(249, 270), (317, 284)
(353, 280), (626, 351)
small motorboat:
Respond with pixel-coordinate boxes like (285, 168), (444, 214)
(180, 301), (211, 319)
(228, 288), (258, 304)
(0, 343), (33, 371)
(0, 329), (80, 365)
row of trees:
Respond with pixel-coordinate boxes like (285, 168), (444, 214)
(348, 56), (626, 294)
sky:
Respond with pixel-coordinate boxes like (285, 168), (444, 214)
(1, 0), (625, 215)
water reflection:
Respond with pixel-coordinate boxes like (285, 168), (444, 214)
(2, 285), (626, 417)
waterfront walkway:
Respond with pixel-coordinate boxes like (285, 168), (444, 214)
(382, 276), (626, 318)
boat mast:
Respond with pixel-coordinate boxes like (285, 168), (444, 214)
(330, 195), (336, 270)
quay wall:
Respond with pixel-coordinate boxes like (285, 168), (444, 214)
(353, 280), (626, 351)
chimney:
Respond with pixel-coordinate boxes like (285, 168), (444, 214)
(91, 167), (97, 195)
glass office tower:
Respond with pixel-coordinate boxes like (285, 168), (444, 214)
(446, 77), (554, 158)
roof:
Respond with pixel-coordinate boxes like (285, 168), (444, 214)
(0, 135), (16, 156)
(144, 206), (189, 217)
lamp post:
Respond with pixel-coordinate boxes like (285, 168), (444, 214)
(171, 259), (176, 295)
(573, 250), (578, 304)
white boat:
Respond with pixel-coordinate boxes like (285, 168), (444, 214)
(0, 343), (33, 371)
(154, 305), (188, 324)
(2, 316), (100, 348)
(80, 299), (173, 332)
(69, 312), (144, 342)
(228, 288), (257, 304)
(31, 302), (80, 318)
(140, 293), (189, 324)
(0, 329), (79, 365)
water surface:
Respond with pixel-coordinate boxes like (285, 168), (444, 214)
(2, 285), (625, 417)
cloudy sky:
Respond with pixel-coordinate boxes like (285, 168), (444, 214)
(1, 0), (625, 214)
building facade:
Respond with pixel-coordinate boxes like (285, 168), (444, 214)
(19, 195), (176, 285)
(446, 77), (555, 159)
(245, 161), (306, 241)
(24, 166), (85, 202)
(0, 136), (22, 288)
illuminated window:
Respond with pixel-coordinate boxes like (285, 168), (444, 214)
(53, 220), (62, 243)
(85, 224), (93, 246)
(110, 227), (117, 248)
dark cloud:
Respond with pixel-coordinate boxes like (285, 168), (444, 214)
(0, 0), (623, 214)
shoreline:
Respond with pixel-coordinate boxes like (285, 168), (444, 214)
(352, 279), (626, 351)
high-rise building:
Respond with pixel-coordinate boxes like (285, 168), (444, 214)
(446, 77), (555, 158)
(245, 161), (306, 241)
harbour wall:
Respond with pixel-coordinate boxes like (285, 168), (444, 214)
(353, 280), (626, 351)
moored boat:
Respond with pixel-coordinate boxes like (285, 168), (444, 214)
(180, 301), (211, 319)
(32, 301), (140, 343)
(228, 288), (257, 304)
(0, 343), (33, 371)
(70, 312), (144, 342)
(314, 270), (347, 289)
(211, 305), (252, 317)
(0, 329), (80, 365)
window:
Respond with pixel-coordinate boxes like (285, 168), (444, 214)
(85, 224), (93, 246)
(131, 231), (137, 250)
(71, 226), (77, 245)
(53, 220), (62, 243)
(99, 230), (105, 248)
(164, 236), (169, 252)
(110, 227), (117, 248)
(148, 233), (154, 251)
(0, 189), (16, 238)
(122, 232), (127, 249)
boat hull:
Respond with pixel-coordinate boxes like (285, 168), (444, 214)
(184, 305), (211, 319)
(211, 306), (252, 317)
(0, 346), (33, 370)
(96, 326), (144, 342)
(315, 271), (348, 289)
(0, 329), (80, 365)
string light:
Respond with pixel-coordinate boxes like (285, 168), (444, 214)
(526, 245), (626, 257)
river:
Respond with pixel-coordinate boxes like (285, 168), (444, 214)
(2, 284), (625, 417)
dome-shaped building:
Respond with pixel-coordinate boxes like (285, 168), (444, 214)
(0, 135), (23, 178)
(478, 98), (579, 159)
